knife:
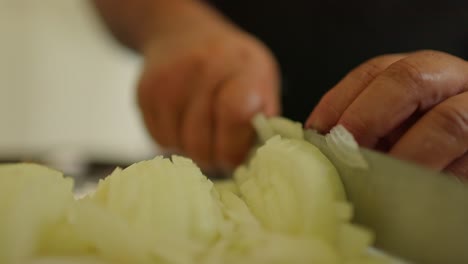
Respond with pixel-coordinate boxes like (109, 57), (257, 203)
(305, 127), (468, 264)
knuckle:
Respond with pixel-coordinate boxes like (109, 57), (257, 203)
(385, 59), (426, 91)
(432, 103), (468, 143)
(204, 36), (228, 54)
(350, 53), (404, 83)
(353, 57), (387, 81)
(236, 45), (256, 63)
(138, 74), (188, 111)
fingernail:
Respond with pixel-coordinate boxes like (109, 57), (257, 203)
(305, 117), (325, 132)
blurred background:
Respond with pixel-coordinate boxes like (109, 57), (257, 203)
(0, 0), (158, 183)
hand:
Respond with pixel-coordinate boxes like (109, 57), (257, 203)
(306, 50), (468, 178)
(137, 12), (280, 172)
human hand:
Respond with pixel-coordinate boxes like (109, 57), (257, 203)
(307, 50), (468, 177)
(137, 9), (280, 172)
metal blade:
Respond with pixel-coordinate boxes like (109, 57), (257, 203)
(305, 130), (468, 264)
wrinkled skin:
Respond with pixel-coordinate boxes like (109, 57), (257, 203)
(307, 50), (468, 177)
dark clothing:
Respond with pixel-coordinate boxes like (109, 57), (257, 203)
(210, 0), (468, 122)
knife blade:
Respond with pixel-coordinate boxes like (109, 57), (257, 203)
(305, 129), (468, 264)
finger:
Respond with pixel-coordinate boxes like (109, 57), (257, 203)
(389, 92), (468, 170)
(138, 87), (183, 150)
(445, 153), (468, 179)
(137, 61), (199, 150)
(180, 89), (215, 170)
(180, 46), (279, 171)
(214, 82), (257, 170)
(374, 112), (423, 152)
(180, 65), (220, 170)
(306, 54), (406, 132)
(139, 109), (178, 152)
(214, 67), (280, 170)
(337, 50), (468, 147)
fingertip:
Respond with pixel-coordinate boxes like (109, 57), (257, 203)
(214, 106), (255, 172)
(305, 114), (324, 131)
(305, 92), (345, 133)
(215, 127), (254, 169)
(305, 109), (333, 133)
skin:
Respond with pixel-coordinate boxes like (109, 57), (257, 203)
(138, 22), (280, 172)
(307, 51), (468, 177)
(93, 0), (468, 177)
(93, 0), (280, 172)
